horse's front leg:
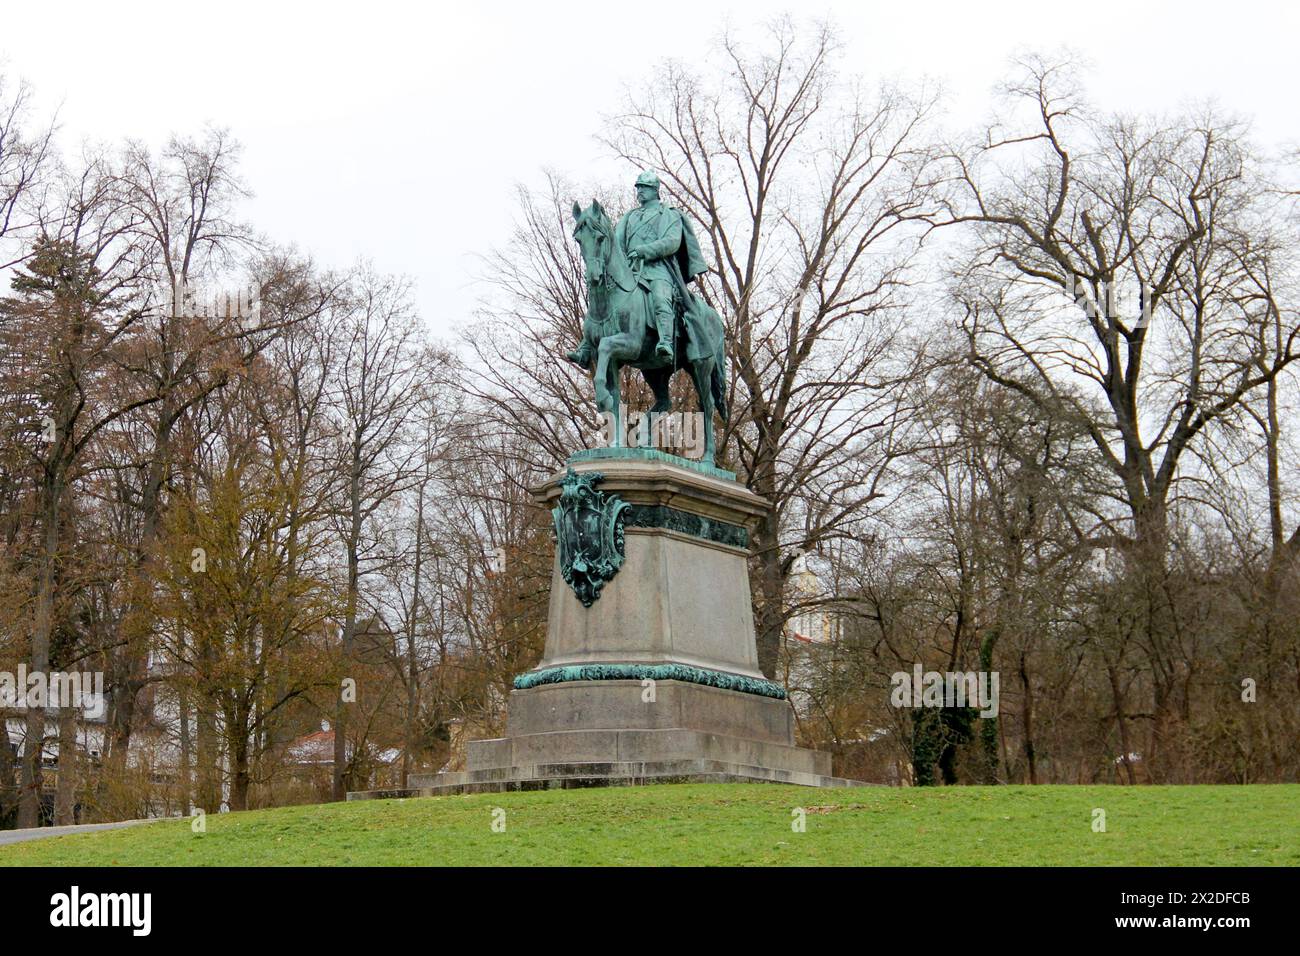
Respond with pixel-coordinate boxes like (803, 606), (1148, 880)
(609, 363), (624, 449)
(597, 330), (641, 441)
(593, 339), (614, 413)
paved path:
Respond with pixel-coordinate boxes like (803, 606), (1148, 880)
(0, 819), (155, 847)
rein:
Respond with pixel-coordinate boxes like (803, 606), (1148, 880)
(579, 212), (636, 296)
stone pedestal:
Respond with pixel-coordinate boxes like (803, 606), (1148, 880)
(350, 448), (866, 799)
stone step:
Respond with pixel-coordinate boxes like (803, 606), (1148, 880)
(466, 726), (831, 776)
(351, 759), (875, 799)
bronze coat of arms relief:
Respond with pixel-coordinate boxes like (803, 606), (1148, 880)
(552, 468), (628, 607)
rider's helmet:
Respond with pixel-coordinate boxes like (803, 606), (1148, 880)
(635, 170), (661, 193)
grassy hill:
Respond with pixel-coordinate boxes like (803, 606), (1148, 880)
(2, 783), (1296, 866)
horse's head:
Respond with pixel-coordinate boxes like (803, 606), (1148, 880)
(571, 199), (613, 288)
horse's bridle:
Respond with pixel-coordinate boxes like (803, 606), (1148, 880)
(574, 212), (607, 287)
(576, 210), (637, 294)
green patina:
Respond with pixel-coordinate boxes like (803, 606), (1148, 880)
(568, 446), (736, 481)
(566, 174), (731, 465)
(561, 450), (747, 548)
(513, 663), (787, 700)
(552, 469), (628, 606)
(623, 503), (748, 549)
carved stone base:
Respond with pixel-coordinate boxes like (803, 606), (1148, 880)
(502, 679), (796, 743)
(349, 451), (867, 800)
(468, 679), (828, 774)
(535, 450), (771, 678)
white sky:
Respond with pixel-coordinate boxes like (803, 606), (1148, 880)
(4, 0), (1298, 339)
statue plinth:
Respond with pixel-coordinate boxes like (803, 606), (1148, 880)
(533, 447), (769, 679)
(352, 448), (867, 797)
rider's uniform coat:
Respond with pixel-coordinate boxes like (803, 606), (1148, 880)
(613, 201), (713, 361)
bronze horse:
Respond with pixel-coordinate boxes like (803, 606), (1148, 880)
(569, 200), (728, 462)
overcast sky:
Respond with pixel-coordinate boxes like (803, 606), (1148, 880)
(4, 0), (1297, 338)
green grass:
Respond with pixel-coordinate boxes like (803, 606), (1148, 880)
(2, 783), (1296, 866)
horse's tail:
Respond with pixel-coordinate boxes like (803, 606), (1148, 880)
(711, 335), (729, 423)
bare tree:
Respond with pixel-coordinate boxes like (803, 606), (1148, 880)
(943, 55), (1300, 777)
(603, 18), (943, 676)
(1, 145), (163, 825)
(153, 364), (339, 812)
(464, 173), (620, 473)
(325, 265), (433, 800)
(0, 73), (54, 265)
(95, 129), (272, 803)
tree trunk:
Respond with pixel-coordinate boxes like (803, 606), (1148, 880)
(196, 698), (219, 812)
(1108, 664), (1138, 785)
(178, 682), (191, 816)
(17, 484), (59, 828)
(0, 730), (16, 821)
(978, 632), (1000, 784)
(402, 509), (424, 790)
(97, 413), (175, 809)
(16, 706), (45, 828)
(1019, 651), (1037, 785)
(53, 703), (78, 825)
(97, 669), (143, 817)
(229, 727), (250, 812)
(333, 452), (363, 801)
(752, 510), (785, 679)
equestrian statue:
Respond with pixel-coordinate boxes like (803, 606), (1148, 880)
(566, 170), (728, 463)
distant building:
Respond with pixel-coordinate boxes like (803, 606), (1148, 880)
(785, 552), (843, 646)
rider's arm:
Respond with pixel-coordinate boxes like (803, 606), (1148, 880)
(634, 212), (683, 263)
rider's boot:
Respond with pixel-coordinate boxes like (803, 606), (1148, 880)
(566, 343), (592, 368)
(653, 312), (673, 363)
